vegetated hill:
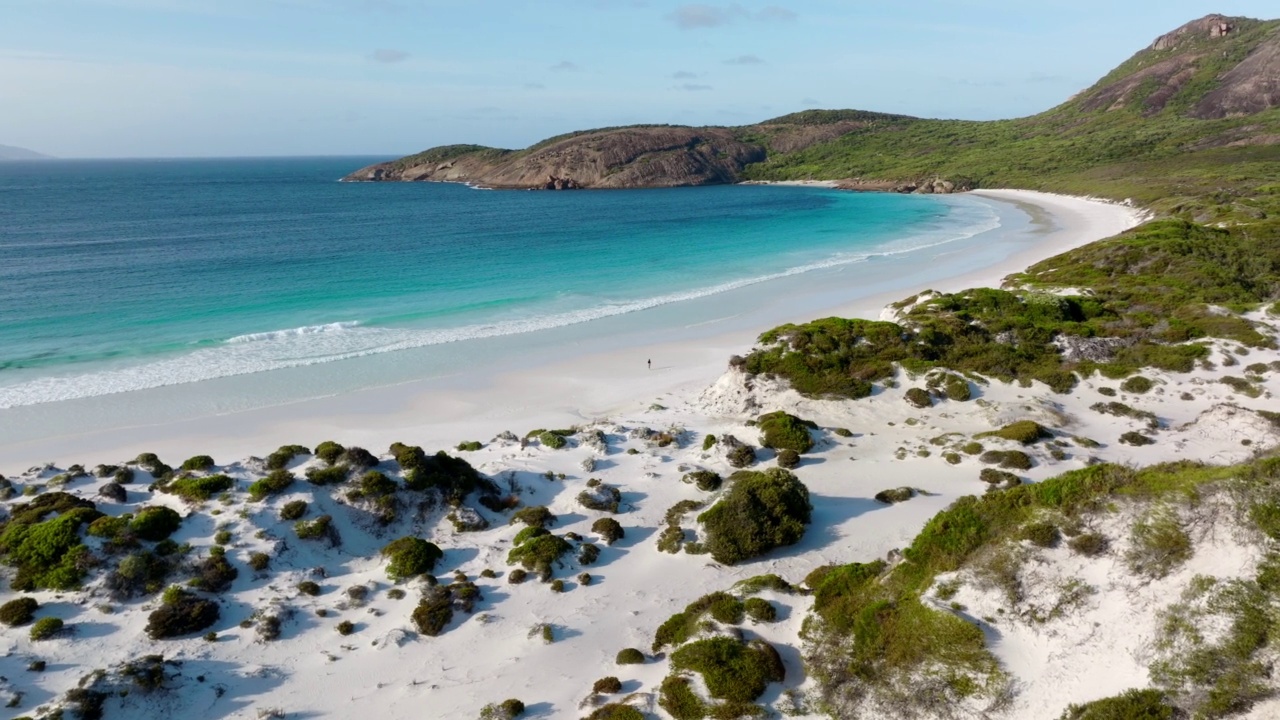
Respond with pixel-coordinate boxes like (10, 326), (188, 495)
(349, 14), (1280, 222)
(0, 144), (52, 161)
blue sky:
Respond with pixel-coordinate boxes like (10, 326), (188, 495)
(2, 1), (1276, 158)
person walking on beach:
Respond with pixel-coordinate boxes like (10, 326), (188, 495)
(647, 359), (651, 370)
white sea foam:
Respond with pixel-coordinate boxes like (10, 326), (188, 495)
(0, 203), (1000, 408)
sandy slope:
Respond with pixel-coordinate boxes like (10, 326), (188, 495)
(13, 190), (1275, 720)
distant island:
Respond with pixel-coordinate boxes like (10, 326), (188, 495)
(0, 144), (52, 161)
(347, 13), (1280, 224)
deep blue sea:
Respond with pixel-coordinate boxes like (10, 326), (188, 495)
(0, 158), (998, 408)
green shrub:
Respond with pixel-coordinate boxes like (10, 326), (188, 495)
(577, 484), (622, 513)
(456, 441), (483, 452)
(295, 515), (333, 541)
(980, 450), (1034, 470)
(479, 699), (526, 720)
(833, 427), (854, 437)
(248, 552), (269, 571)
(507, 534), (572, 576)
(29, 616), (63, 641)
(593, 676), (623, 695)
(874, 487), (915, 504)
(129, 506), (182, 541)
(314, 441), (345, 465)
(658, 675), (708, 720)
(349, 470), (397, 500)
(657, 525), (686, 554)
(510, 506), (556, 529)
(381, 537), (443, 581)
(508, 568), (527, 584)
(578, 543), (600, 565)
(412, 586), (454, 636)
(0, 496), (103, 591)
(336, 620), (355, 635)
(133, 452), (173, 478)
(1091, 401), (1159, 429)
(180, 455), (215, 472)
(1058, 688), (1176, 720)
(961, 441), (984, 455)
(726, 442), (757, 469)
(280, 500), (308, 520)
(1126, 507), (1191, 579)
(591, 518), (624, 545)
(87, 514), (131, 540)
(305, 464), (349, 486)
(338, 446), (379, 469)
(145, 590), (219, 639)
(744, 597), (777, 623)
(247, 469), (295, 501)
(905, 387), (932, 408)
(0, 597), (38, 626)
(1098, 386), (1118, 397)
(1120, 431), (1155, 446)
(165, 474), (233, 502)
(297, 580), (321, 596)
(1069, 533), (1110, 557)
(550, 579), (565, 592)
(398, 449), (485, 502)
(513, 526), (548, 546)
(670, 636), (785, 702)
(105, 551), (174, 598)
(702, 434), (717, 451)
(757, 411), (816, 453)
(733, 574), (794, 595)
(1120, 376), (1154, 394)
(980, 468), (1021, 489)
(699, 468), (811, 565)
(615, 648), (645, 664)
(653, 592), (746, 651)
(1022, 522), (1061, 548)
(583, 705), (644, 720)
(682, 470), (722, 491)
(265, 444), (309, 470)
(191, 552), (238, 593)
(976, 421), (1052, 445)
(538, 431), (567, 449)
(776, 448), (800, 469)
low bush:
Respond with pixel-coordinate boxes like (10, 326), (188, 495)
(412, 586), (455, 636)
(190, 553), (238, 593)
(130, 506), (182, 541)
(653, 592), (746, 651)
(297, 580), (321, 596)
(314, 441), (345, 465)
(1120, 376), (1154, 394)
(657, 525), (686, 554)
(165, 474), (234, 502)
(305, 464), (349, 486)
(507, 534), (572, 577)
(508, 568), (528, 584)
(248, 552), (269, 571)
(1126, 507), (1191, 579)
(133, 452), (173, 478)
(0, 597), (38, 626)
(578, 484), (622, 513)
(733, 574), (794, 595)
(592, 517), (624, 545)
(295, 515), (334, 541)
(905, 387), (932, 408)
(593, 676), (623, 694)
(744, 597), (777, 623)
(265, 444), (309, 470)
(658, 674), (708, 719)
(1090, 401), (1159, 429)
(180, 455), (215, 472)
(976, 421), (1052, 445)
(682, 470), (722, 492)
(699, 468), (811, 565)
(1022, 522), (1061, 548)
(381, 537), (443, 581)
(0, 494), (104, 591)
(776, 449), (800, 469)
(538, 431), (567, 450)
(1069, 532), (1109, 557)
(479, 699), (526, 720)
(146, 589), (219, 639)
(725, 441), (757, 469)
(456, 441), (483, 452)
(980, 450), (1034, 470)
(874, 487), (915, 504)
(615, 648), (645, 664)
(29, 616), (63, 641)
(105, 551), (174, 599)
(578, 543), (600, 565)
(702, 434), (717, 451)
(670, 636), (785, 703)
(583, 705), (644, 720)
(1058, 688), (1177, 720)
(1120, 431), (1155, 446)
(980, 468), (1021, 489)
(248, 469), (295, 501)
(757, 411), (816, 453)
(280, 500), (308, 520)
(510, 506), (556, 529)
(338, 446), (379, 469)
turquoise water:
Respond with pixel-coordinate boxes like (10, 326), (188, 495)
(0, 158), (997, 408)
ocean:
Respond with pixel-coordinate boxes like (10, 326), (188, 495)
(0, 157), (1002, 410)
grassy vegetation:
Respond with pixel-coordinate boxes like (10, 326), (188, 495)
(801, 459), (1249, 715)
(756, 411), (816, 453)
(698, 469), (811, 565)
(653, 592), (746, 652)
(976, 421), (1053, 445)
(381, 537), (443, 581)
(743, 219), (1280, 399)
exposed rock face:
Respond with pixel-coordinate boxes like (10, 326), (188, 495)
(1151, 14), (1235, 50)
(1192, 29), (1280, 118)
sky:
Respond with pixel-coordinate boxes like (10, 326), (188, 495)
(1, 1), (1277, 158)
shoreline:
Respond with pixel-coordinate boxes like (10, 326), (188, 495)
(0, 189), (1143, 473)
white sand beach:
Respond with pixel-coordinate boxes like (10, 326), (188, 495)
(10, 189), (1278, 720)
